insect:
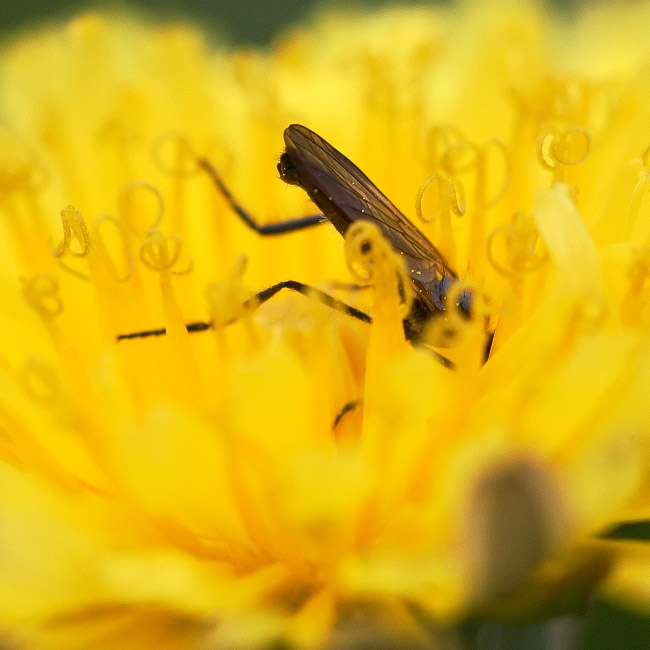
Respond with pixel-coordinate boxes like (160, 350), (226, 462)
(119, 124), (475, 365)
(273, 124), (471, 339)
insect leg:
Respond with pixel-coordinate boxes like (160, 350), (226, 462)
(326, 281), (371, 292)
(116, 320), (211, 341)
(254, 282), (456, 369)
(333, 399), (361, 430)
(116, 280), (371, 341)
(198, 158), (326, 235)
(483, 331), (495, 363)
(249, 280), (372, 324)
(254, 283), (456, 369)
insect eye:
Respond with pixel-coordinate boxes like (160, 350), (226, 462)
(360, 239), (372, 254)
(277, 153), (299, 185)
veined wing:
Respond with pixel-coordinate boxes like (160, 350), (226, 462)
(283, 124), (457, 290)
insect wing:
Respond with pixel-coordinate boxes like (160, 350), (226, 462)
(283, 124), (456, 314)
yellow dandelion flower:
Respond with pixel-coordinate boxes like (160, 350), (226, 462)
(2, 2), (650, 648)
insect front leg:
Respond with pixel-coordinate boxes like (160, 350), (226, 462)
(198, 158), (326, 235)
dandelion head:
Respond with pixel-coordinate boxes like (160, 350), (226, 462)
(2, 3), (650, 649)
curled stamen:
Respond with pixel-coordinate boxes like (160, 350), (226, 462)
(172, 257), (194, 277)
(152, 132), (201, 178)
(139, 229), (183, 272)
(415, 172), (465, 224)
(50, 205), (91, 258)
(552, 127), (591, 166)
(344, 221), (412, 316)
(440, 141), (479, 176)
(486, 211), (548, 277)
(422, 135), (510, 216)
(537, 125), (591, 171)
(22, 274), (63, 318)
(422, 124), (464, 168)
(345, 221), (391, 282)
(118, 181), (164, 236)
(93, 214), (134, 282)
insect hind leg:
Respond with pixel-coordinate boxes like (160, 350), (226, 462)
(116, 281), (371, 341)
(250, 280), (371, 324)
(116, 320), (211, 341)
(198, 158), (326, 235)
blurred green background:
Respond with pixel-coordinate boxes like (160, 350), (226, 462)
(9, 0), (427, 46)
(2, 0), (650, 648)
(0, 0), (574, 46)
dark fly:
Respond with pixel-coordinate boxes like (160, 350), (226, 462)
(276, 124), (468, 342)
(118, 124), (474, 361)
